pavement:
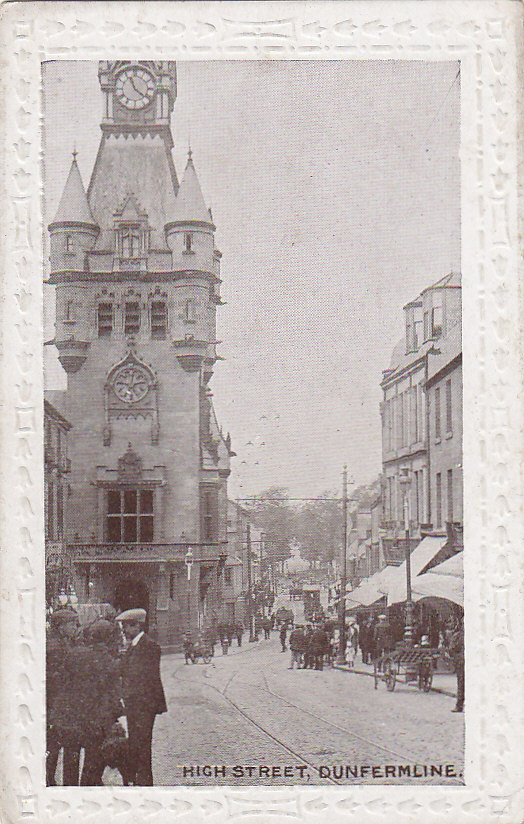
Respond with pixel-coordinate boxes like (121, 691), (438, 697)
(140, 633), (464, 786)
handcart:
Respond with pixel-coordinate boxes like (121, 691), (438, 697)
(373, 645), (439, 692)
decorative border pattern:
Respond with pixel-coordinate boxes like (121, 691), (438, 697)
(0, 2), (522, 822)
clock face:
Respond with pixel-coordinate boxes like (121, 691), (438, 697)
(115, 67), (155, 110)
(113, 365), (150, 403)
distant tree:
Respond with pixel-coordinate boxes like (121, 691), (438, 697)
(293, 491), (343, 569)
(244, 486), (294, 560)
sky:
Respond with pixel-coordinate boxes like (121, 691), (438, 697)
(42, 60), (460, 500)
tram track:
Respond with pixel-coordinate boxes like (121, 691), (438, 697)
(171, 658), (420, 781)
(171, 663), (341, 784)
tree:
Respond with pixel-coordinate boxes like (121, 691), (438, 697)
(293, 491), (343, 568)
(243, 486), (294, 560)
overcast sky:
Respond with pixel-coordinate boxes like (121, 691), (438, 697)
(43, 60), (460, 499)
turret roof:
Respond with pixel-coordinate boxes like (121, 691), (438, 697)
(52, 156), (98, 226)
(168, 150), (213, 225)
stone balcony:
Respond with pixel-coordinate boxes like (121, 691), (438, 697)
(68, 541), (228, 564)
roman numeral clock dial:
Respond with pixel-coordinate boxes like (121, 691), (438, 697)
(115, 67), (155, 110)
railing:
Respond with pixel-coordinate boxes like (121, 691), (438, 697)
(68, 542), (227, 562)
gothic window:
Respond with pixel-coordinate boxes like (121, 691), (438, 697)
(200, 485), (219, 542)
(121, 227), (141, 258)
(224, 568), (232, 586)
(65, 234), (73, 252)
(65, 300), (74, 321)
(98, 302), (113, 337)
(184, 232), (193, 253)
(124, 302), (140, 336)
(151, 301), (167, 339)
(106, 488), (154, 543)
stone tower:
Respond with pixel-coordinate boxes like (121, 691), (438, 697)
(48, 61), (232, 649)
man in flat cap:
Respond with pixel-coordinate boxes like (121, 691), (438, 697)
(116, 608), (167, 785)
(46, 607), (81, 785)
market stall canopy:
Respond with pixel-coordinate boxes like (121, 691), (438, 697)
(378, 535), (449, 605)
(412, 551), (464, 607)
(346, 566), (390, 607)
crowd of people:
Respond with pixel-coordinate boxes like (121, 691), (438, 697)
(46, 606), (166, 786)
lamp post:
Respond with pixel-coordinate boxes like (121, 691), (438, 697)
(337, 466), (348, 664)
(398, 467), (413, 645)
(185, 547), (194, 634)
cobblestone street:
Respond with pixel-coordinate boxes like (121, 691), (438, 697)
(150, 634), (464, 786)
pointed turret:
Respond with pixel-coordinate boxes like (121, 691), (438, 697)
(50, 154), (98, 229)
(167, 150), (214, 228)
(48, 152), (100, 279)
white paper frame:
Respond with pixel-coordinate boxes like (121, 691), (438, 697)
(0, 1), (522, 822)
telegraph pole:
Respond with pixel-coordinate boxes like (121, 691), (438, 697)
(337, 466), (348, 664)
(246, 522), (256, 642)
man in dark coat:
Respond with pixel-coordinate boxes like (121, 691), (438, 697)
(448, 617), (464, 712)
(79, 619), (123, 785)
(373, 615), (393, 660)
(310, 624), (329, 670)
(279, 622), (288, 652)
(117, 608), (167, 786)
(46, 607), (81, 785)
(288, 624), (305, 669)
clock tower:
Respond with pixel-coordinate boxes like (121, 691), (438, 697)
(48, 61), (233, 650)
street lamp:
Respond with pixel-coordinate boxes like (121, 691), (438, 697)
(398, 467), (413, 645)
(337, 466), (348, 665)
(185, 547), (194, 633)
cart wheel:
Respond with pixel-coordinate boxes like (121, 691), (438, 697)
(202, 654), (211, 664)
(384, 659), (396, 691)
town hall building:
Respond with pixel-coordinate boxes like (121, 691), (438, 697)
(47, 61), (234, 650)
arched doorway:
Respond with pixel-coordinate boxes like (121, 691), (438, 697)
(113, 577), (150, 631)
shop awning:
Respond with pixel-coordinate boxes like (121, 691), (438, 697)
(346, 566), (391, 607)
(377, 535), (449, 605)
(412, 551), (464, 607)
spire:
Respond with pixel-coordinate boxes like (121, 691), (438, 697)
(51, 153), (98, 227)
(168, 151), (213, 226)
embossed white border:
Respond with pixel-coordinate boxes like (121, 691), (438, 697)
(0, 1), (522, 822)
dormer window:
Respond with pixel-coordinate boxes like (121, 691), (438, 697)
(184, 232), (193, 253)
(121, 226), (142, 258)
(431, 293), (443, 338)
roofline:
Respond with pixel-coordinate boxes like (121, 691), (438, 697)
(48, 221), (100, 233)
(165, 219), (216, 232)
(426, 352), (462, 387)
(44, 398), (72, 429)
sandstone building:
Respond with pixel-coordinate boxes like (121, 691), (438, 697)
(47, 61), (233, 650)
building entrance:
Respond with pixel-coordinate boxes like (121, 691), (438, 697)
(113, 577), (150, 629)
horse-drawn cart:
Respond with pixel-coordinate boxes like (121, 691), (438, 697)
(374, 645), (439, 692)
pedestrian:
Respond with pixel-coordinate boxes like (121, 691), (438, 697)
(303, 624), (313, 668)
(80, 619), (123, 786)
(310, 624), (329, 671)
(116, 608), (167, 786)
(279, 622), (288, 652)
(46, 607), (82, 785)
(262, 617), (271, 640)
(359, 619), (370, 664)
(183, 634), (194, 664)
(226, 622), (235, 646)
(288, 624), (305, 669)
(373, 615), (393, 660)
(448, 616), (464, 712)
(235, 621), (244, 647)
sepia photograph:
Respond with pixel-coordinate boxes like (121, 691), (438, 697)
(42, 57), (466, 787)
